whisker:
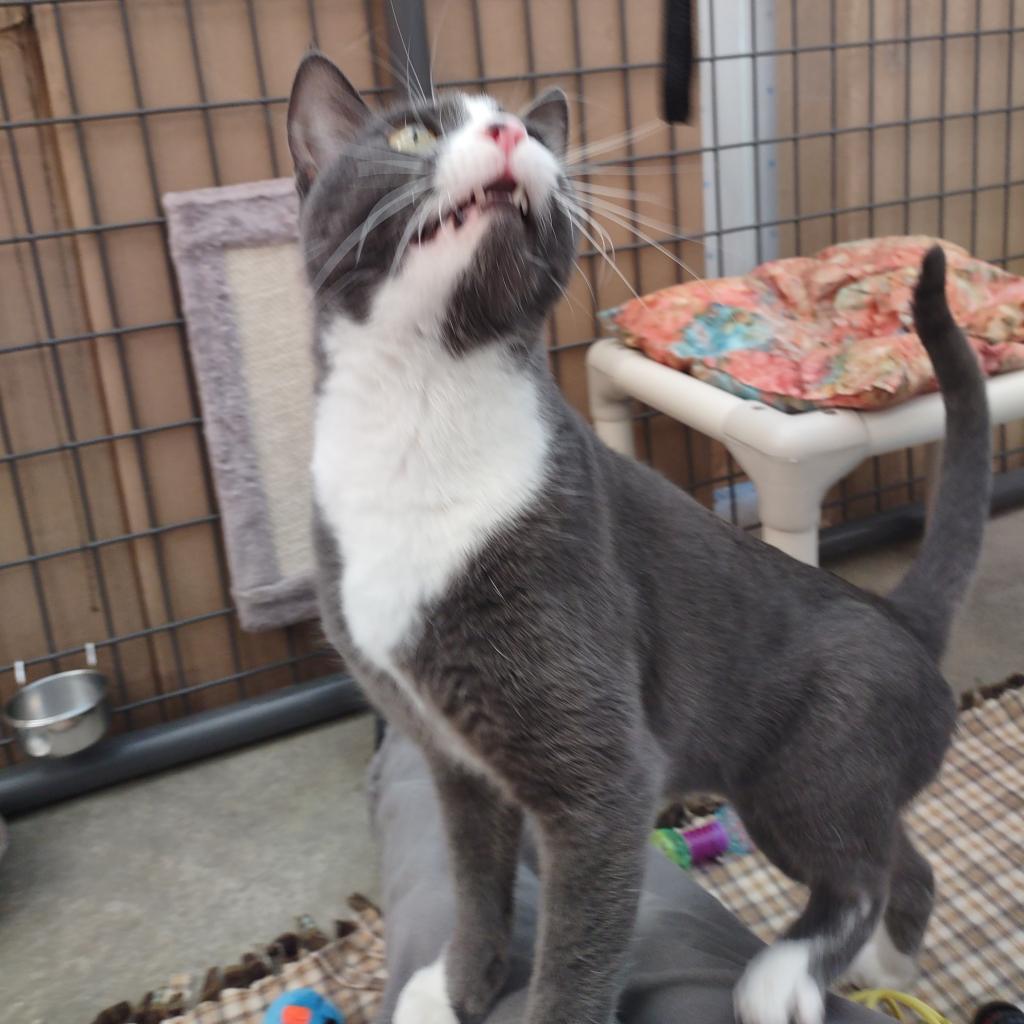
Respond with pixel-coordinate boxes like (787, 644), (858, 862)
(568, 162), (684, 178)
(571, 180), (664, 207)
(578, 197), (707, 288)
(555, 260), (596, 314)
(563, 122), (662, 165)
(429, 0), (456, 97)
(390, 195), (435, 273)
(313, 180), (431, 292)
(572, 259), (597, 307)
(350, 153), (422, 167)
(343, 140), (421, 159)
(548, 272), (585, 317)
(354, 166), (424, 178)
(387, 0), (431, 104)
(343, 146), (424, 171)
(350, 162), (422, 172)
(556, 195), (643, 305)
(560, 192), (616, 258)
(575, 193), (705, 250)
(369, 47), (426, 106)
(355, 180), (431, 263)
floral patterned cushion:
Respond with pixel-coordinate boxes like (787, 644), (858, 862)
(599, 236), (1024, 412)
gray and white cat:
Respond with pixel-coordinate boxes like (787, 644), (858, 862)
(287, 52), (991, 1024)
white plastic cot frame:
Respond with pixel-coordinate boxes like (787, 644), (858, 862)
(587, 338), (1024, 566)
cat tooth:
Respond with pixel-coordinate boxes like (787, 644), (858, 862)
(473, 186), (485, 207)
(519, 194), (529, 216)
(512, 184), (524, 206)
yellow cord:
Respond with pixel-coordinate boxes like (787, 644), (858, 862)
(849, 988), (953, 1024)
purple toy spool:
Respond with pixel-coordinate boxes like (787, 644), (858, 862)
(683, 819), (730, 863)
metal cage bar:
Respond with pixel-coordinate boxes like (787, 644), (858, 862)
(2, 0), (1023, 763)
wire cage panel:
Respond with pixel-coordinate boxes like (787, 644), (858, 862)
(2, 0), (1023, 764)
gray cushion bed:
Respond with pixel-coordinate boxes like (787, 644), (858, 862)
(368, 730), (882, 1024)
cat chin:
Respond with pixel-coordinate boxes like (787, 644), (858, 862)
(397, 209), (493, 300)
(410, 202), (518, 259)
(398, 209), (548, 330)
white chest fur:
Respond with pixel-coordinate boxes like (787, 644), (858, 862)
(312, 313), (549, 683)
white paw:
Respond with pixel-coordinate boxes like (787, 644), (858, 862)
(843, 922), (918, 990)
(735, 941), (825, 1024)
(394, 957), (459, 1024)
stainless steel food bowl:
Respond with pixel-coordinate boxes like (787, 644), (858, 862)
(3, 669), (110, 758)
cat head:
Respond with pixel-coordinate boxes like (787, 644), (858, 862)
(287, 53), (577, 352)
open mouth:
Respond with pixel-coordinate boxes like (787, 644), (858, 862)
(415, 176), (530, 244)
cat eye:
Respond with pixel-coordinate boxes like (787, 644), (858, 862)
(388, 123), (437, 154)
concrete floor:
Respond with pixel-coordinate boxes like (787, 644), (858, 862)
(0, 509), (1020, 1023)
(0, 715), (377, 1023)
(827, 506), (1024, 695)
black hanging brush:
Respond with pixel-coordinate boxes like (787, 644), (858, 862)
(663, 0), (695, 124)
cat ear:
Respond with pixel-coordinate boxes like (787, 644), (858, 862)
(287, 52), (370, 196)
(521, 88), (569, 157)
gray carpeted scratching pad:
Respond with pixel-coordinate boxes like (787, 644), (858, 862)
(164, 178), (318, 631)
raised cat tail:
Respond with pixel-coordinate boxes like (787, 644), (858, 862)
(888, 245), (992, 659)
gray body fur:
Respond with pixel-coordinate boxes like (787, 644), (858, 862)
(288, 55), (991, 1024)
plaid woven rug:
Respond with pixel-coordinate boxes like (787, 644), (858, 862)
(696, 684), (1024, 1022)
(93, 897), (386, 1024)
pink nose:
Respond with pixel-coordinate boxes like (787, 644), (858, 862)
(485, 118), (526, 155)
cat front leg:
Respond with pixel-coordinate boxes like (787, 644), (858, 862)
(395, 756), (523, 1024)
(524, 767), (656, 1024)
